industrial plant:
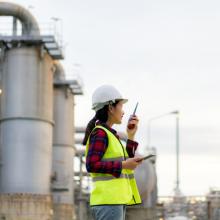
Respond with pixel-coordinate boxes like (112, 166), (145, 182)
(0, 2), (219, 220)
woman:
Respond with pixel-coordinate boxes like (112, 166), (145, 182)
(83, 85), (142, 220)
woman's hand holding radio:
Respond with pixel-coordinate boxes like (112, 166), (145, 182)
(127, 115), (139, 140)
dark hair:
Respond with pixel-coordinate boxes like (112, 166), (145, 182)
(82, 101), (119, 145)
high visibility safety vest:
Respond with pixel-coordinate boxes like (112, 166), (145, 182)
(86, 125), (141, 206)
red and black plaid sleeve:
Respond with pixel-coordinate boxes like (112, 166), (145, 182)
(86, 128), (122, 178)
(126, 139), (138, 158)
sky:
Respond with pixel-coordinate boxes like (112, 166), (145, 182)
(3, 0), (220, 196)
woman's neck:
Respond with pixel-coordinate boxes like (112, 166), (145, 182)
(106, 120), (113, 128)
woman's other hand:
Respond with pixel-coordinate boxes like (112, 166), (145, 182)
(122, 157), (142, 170)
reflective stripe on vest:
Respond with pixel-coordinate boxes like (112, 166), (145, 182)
(92, 173), (135, 182)
(101, 156), (128, 162)
(86, 125), (141, 206)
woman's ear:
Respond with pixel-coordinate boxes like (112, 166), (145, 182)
(108, 104), (114, 114)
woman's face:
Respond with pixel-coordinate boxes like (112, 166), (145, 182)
(109, 100), (125, 124)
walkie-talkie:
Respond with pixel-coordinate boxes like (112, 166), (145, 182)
(127, 102), (138, 129)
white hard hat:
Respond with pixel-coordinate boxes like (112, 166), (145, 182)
(92, 85), (128, 111)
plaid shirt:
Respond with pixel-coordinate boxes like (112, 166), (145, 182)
(86, 122), (138, 178)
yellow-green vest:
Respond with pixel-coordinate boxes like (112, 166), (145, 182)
(86, 125), (141, 206)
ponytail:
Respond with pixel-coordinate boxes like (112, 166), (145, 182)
(82, 100), (119, 145)
(82, 116), (97, 145)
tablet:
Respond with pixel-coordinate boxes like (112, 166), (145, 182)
(137, 154), (156, 162)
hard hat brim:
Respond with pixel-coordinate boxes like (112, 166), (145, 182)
(92, 98), (128, 111)
(120, 98), (128, 104)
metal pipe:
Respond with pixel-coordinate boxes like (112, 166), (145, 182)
(0, 2), (40, 36)
(53, 60), (65, 81)
(175, 114), (180, 195)
(78, 154), (84, 220)
(12, 17), (17, 36)
(75, 126), (128, 142)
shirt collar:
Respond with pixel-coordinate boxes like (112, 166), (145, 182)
(96, 120), (117, 135)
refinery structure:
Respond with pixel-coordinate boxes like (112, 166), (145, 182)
(0, 2), (219, 220)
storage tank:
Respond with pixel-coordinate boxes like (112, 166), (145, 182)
(52, 61), (75, 220)
(0, 2), (54, 219)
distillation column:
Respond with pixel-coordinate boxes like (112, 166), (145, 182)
(0, 2), (54, 219)
(52, 61), (75, 220)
